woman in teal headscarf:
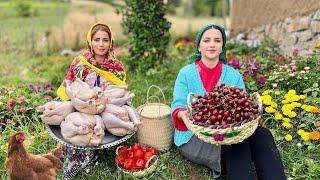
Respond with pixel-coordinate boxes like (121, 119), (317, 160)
(171, 24), (286, 179)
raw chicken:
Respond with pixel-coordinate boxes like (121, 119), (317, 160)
(60, 112), (105, 146)
(36, 101), (74, 125)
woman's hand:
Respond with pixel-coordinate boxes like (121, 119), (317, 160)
(177, 110), (192, 130)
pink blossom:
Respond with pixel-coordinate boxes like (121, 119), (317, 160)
(6, 99), (16, 109)
(19, 107), (28, 113)
(243, 70), (251, 77)
(44, 95), (53, 101)
(17, 96), (26, 104)
(258, 76), (267, 85)
(293, 47), (299, 55)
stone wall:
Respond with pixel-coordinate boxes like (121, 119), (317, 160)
(234, 9), (320, 55)
(230, 0), (320, 36)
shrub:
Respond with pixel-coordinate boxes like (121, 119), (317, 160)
(121, 0), (171, 73)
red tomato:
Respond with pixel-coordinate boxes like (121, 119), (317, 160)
(115, 155), (125, 167)
(134, 158), (146, 170)
(118, 146), (128, 156)
(144, 151), (154, 161)
(123, 158), (135, 170)
(133, 149), (144, 160)
(130, 143), (141, 151)
(141, 147), (147, 153)
(127, 150), (134, 159)
(147, 147), (157, 155)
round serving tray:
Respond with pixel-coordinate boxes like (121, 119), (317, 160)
(46, 125), (135, 150)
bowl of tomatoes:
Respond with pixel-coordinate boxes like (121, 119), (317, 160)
(115, 143), (158, 177)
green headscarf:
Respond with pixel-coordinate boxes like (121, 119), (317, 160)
(189, 24), (227, 64)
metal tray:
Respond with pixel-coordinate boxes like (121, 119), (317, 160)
(46, 125), (135, 150)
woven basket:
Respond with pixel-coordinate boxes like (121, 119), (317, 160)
(137, 85), (174, 151)
(117, 155), (158, 177)
(187, 92), (262, 145)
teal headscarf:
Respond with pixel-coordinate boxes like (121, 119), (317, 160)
(189, 24), (227, 64)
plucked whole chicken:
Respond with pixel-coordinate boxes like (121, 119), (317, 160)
(60, 112), (105, 146)
(36, 101), (74, 125)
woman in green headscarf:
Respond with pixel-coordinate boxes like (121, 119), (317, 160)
(171, 24), (285, 179)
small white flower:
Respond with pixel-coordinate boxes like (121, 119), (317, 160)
(297, 76), (302, 80)
(274, 72), (279, 75)
(304, 66), (310, 70)
(300, 70), (306, 74)
(86, 168), (90, 173)
(304, 77), (309, 80)
(272, 83), (277, 87)
(289, 73), (295, 76)
(297, 143), (302, 147)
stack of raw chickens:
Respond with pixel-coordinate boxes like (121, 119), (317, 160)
(37, 79), (141, 147)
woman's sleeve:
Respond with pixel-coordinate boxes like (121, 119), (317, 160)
(171, 70), (189, 131)
(64, 57), (80, 83)
(236, 72), (246, 90)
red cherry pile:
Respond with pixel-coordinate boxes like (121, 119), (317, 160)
(191, 84), (260, 127)
(115, 143), (157, 171)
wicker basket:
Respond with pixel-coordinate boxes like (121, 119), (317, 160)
(117, 155), (158, 177)
(137, 85), (174, 151)
(187, 92), (262, 145)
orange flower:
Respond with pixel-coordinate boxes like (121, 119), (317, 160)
(311, 107), (320, 113)
(309, 131), (320, 141)
(315, 121), (320, 128)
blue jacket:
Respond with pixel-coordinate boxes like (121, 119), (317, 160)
(171, 62), (245, 146)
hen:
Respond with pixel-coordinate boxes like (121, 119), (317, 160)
(5, 132), (63, 180)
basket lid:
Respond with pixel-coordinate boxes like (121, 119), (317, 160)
(137, 103), (171, 119)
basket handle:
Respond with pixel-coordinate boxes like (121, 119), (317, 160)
(145, 155), (157, 168)
(139, 95), (162, 118)
(147, 85), (166, 103)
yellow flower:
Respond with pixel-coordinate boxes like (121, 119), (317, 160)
(284, 134), (293, 141)
(271, 102), (278, 108)
(262, 90), (272, 95)
(299, 95), (306, 99)
(297, 129), (305, 136)
(265, 106), (276, 113)
(282, 100), (289, 104)
(288, 111), (297, 118)
(274, 90), (281, 95)
(288, 90), (296, 95)
(282, 122), (292, 129)
(0, 102), (3, 106)
(274, 112), (283, 120)
(261, 95), (272, 105)
(283, 118), (291, 123)
(301, 132), (310, 141)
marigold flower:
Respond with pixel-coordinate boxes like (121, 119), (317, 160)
(271, 102), (278, 108)
(288, 111), (297, 118)
(262, 90), (272, 95)
(301, 132), (310, 141)
(309, 131), (320, 140)
(282, 122), (292, 129)
(265, 106), (276, 113)
(283, 118), (291, 123)
(274, 112), (283, 120)
(284, 134), (293, 141)
(299, 95), (306, 99)
(297, 129), (305, 136)
(311, 107), (320, 113)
